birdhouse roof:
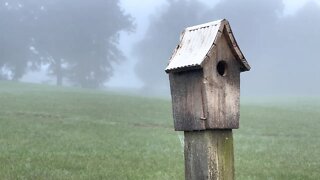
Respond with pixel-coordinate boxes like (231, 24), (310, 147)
(165, 19), (250, 73)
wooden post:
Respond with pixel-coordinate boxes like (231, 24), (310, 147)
(184, 130), (234, 180)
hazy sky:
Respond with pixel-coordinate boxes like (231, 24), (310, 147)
(22, 0), (320, 94)
(107, 0), (320, 89)
(107, 0), (220, 88)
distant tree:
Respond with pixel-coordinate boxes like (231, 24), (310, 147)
(134, 0), (204, 92)
(34, 0), (134, 87)
(0, 1), (38, 80)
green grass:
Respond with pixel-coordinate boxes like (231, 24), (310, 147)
(0, 81), (320, 179)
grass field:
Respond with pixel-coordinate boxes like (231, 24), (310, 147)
(0, 81), (319, 179)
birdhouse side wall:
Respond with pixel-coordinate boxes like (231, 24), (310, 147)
(202, 31), (241, 129)
(169, 70), (206, 131)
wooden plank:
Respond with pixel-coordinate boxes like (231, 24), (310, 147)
(169, 70), (206, 131)
(184, 130), (234, 180)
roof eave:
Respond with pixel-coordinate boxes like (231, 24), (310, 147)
(165, 64), (202, 73)
(222, 20), (251, 72)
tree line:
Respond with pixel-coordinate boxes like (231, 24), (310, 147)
(2, 0), (320, 94)
(0, 0), (134, 88)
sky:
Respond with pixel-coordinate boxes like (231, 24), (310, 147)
(107, 0), (320, 89)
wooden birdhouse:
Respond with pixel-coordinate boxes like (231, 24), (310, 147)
(165, 19), (251, 131)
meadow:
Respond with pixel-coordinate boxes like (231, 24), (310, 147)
(0, 81), (319, 179)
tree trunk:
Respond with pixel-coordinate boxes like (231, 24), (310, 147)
(56, 59), (62, 86)
(56, 72), (62, 86)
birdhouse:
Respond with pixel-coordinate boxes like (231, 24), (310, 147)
(165, 19), (250, 131)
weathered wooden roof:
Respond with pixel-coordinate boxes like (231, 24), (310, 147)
(165, 19), (250, 73)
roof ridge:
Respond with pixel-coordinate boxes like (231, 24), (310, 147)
(186, 19), (225, 31)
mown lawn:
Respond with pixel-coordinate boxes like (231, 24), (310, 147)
(0, 81), (319, 179)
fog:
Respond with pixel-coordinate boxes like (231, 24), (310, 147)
(133, 0), (320, 96)
(1, 0), (320, 96)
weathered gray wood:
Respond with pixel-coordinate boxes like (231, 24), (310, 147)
(202, 28), (240, 129)
(165, 19), (248, 180)
(184, 130), (234, 180)
(169, 70), (206, 131)
(168, 24), (242, 130)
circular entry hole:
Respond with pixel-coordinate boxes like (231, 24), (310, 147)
(217, 61), (228, 76)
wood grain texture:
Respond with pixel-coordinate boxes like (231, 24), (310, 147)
(184, 130), (234, 180)
(202, 27), (240, 129)
(169, 25), (241, 130)
(169, 70), (206, 131)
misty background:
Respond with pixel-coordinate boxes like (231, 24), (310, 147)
(1, 0), (320, 96)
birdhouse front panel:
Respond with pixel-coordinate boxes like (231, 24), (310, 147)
(202, 29), (241, 129)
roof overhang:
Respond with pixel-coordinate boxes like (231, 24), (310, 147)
(165, 19), (250, 73)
